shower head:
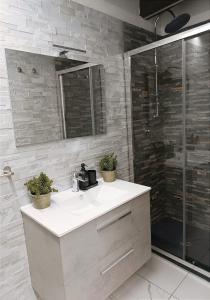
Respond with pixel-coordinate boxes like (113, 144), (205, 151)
(165, 12), (191, 34)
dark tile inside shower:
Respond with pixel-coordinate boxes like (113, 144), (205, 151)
(131, 30), (210, 273)
(131, 39), (183, 230)
(185, 31), (210, 271)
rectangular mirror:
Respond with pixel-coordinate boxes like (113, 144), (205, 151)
(5, 49), (106, 147)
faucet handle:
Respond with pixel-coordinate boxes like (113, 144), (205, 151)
(73, 171), (78, 178)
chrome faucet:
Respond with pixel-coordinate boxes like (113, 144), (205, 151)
(72, 172), (86, 192)
(72, 172), (79, 192)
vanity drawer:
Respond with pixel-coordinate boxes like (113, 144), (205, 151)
(64, 225), (151, 300)
(61, 193), (150, 283)
(100, 233), (151, 298)
(64, 264), (102, 300)
(96, 202), (138, 258)
(96, 193), (150, 259)
(60, 220), (99, 283)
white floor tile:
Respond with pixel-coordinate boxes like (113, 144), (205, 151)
(137, 254), (187, 294)
(111, 274), (171, 300)
(173, 273), (210, 300)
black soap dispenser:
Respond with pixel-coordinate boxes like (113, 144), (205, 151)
(79, 163), (89, 190)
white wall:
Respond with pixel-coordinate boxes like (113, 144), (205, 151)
(73, 0), (154, 31)
(157, 0), (210, 35)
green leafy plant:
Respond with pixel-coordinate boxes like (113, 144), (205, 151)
(24, 172), (58, 196)
(99, 153), (117, 171)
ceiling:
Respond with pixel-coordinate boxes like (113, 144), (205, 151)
(140, 0), (184, 19)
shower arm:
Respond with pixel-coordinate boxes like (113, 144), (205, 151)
(153, 9), (176, 118)
(154, 16), (160, 118)
(154, 15), (160, 41)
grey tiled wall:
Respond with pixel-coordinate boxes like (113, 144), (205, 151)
(131, 48), (165, 224)
(0, 1), (153, 299)
(5, 49), (63, 146)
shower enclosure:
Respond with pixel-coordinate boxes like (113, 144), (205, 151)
(125, 23), (210, 279)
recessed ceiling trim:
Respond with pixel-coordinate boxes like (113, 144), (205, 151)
(141, 0), (184, 20)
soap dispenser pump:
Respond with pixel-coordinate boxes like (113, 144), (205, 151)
(79, 163), (89, 190)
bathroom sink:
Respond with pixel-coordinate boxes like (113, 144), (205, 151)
(51, 183), (128, 215)
(52, 192), (95, 215)
(21, 179), (151, 237)
(85, 184), (128, 204)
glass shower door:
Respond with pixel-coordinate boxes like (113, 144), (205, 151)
(131, 40), (184, 259)
(129, 26), (210, 277)
(157, 41), (184, 258)
(185, 31), (210, 272)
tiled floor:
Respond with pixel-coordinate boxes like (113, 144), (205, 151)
(109, 254), (210, 300)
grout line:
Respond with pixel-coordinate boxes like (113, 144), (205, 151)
(168, 294), (180, 300)
(170, 272), (189, 298)
(109, 295), (117, 300)
(136, 272), (172, 297)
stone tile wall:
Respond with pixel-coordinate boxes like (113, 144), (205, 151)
(0, 1), (153, 299)
(131, 49), (165, 223)
(5, 49), (63, 146)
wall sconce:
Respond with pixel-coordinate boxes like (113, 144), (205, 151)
(32, 68), (37, 74)
(17, 66), (22, 73)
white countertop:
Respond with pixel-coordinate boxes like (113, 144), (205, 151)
(21, 179), (150, 237)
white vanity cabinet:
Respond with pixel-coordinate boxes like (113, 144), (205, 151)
(21, 180), (151, 300)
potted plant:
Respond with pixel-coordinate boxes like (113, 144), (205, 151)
(24, 172), (58, 209)
(99, 153), (117, 182)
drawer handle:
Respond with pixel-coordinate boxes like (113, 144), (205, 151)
(97, 211), (132, 232)
(100, 248), (134, 275)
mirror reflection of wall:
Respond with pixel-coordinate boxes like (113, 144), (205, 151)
(59, 64), (106, 139)
(5, 49), (106, 147)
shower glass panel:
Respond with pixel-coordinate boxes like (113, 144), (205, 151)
(185, 31), (210, 272)
(131, 40), (184, 258)
(157, 41), (184, 258)
(129, 25), (210, 276)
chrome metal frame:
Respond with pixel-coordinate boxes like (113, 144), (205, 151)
(58, 75), (67, 139)
(56, 63), (98, 76)
(123, 55), (134, 182)
(124, 22), (210, 58)
(124, 21), (210, 279)
(152, 246), (210, 280)
(89, 67), (96, 135)
(182, 39), (187, 260)
(52, 43), (86, 54)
